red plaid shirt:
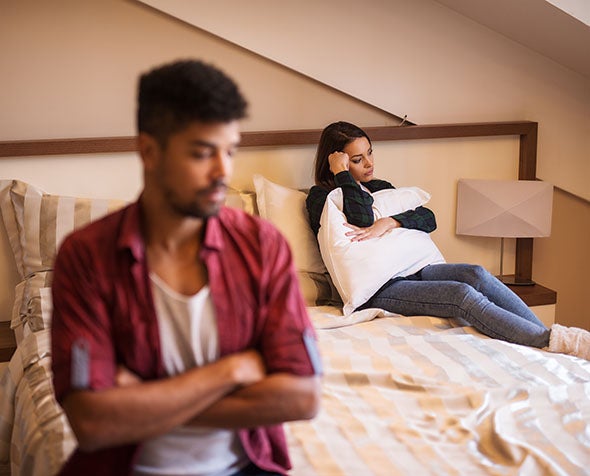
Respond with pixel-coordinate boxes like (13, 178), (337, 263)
(52, 200), (316, 475)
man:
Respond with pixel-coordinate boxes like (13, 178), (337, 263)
(51, 59), (322, 476)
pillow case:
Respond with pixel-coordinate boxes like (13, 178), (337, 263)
(252, 175), (341, 306)
(11, 345), (75, 476)
(0, 329), (71, 469)
(0, 180), (258, 323)
(370, 186), (432, 218)
(225, 187), (257, 215)
(0, 180), (126, 280)
(10, 272), (53, 345)
(253, 174), (326, 274)
(318, 187), (445, 315)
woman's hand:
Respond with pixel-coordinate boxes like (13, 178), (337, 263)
(328, 151), (350, 175)
(344, 217), (401, 241)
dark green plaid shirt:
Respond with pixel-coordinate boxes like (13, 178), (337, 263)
(306, 171), (437, 236)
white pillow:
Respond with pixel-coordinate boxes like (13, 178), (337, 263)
(318, 187), (445, 315)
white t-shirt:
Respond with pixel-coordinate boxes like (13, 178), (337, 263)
(133, 274), (248, 476)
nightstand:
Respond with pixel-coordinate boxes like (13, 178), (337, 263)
(0, 321), (16, 362)
(505, 278), (557, 327)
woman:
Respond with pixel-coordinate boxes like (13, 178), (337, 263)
(306, 121), (589, 359)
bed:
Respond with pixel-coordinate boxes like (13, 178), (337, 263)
(0, 123), (588, 476)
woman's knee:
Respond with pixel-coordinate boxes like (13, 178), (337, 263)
(444, 282), (479, 306)
(461, 264), (492, 286)
(467, 263), (486, 276)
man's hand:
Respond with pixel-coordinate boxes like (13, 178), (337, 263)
(115, 365), (142, 387)
(226, 349), (266, 387)
(343, 217), (401, 241)
(66, 349), (267, 452)
(114, 349), (265, 389)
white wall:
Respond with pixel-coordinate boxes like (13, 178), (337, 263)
(139, 0), (590, 202)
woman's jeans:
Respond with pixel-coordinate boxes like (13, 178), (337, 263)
(360, 263), (550, 348)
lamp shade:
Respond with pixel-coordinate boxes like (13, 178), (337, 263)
(456, 179), (553, 238)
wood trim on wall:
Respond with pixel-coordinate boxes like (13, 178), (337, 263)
(0, 121), (538, 281)
(0, 121), (537, 156)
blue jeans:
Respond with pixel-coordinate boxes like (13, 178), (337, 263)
(359, 263), (550, 348)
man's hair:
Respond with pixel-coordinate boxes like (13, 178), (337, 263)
(314, 121), (372, 189)
(137, 59), (248, 146)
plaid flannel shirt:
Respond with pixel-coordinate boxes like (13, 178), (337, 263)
(305, 171), (437, 236)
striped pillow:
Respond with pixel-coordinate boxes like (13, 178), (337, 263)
(0, 330), (75, 469)
(0, 180), (126, 281)
(0, 180), (260, 281)
(10, 272), (53, 345)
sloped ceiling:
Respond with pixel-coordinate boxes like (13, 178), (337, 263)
(134, 0), (590, 124)
(435, 0), (590, 78)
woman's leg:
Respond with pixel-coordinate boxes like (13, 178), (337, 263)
(421, 263), (546, 328)
(362, 278), (550, 348)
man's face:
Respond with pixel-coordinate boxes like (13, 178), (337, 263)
(151, 120), (241, 218)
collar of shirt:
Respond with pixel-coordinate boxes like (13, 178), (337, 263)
(114, 199), (226, 262)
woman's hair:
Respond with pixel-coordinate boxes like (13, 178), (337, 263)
(313, 121), (371, 189)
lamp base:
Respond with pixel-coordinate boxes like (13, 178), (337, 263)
(498, 238), (536, 286)
(498, 275), (536, 286)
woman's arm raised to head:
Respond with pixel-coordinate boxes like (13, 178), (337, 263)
(306, 171), (378, 235)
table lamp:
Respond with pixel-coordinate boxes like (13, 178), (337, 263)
(456, 179), (553, 285)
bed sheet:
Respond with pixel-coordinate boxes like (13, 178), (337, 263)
(286, 307), (590, 475)
(1, 307), (589, 476)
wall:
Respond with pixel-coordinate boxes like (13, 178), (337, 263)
(0, 0), (399, 140)
(534, 189), (590, 330)
(0, 0), (396, 322)
(1, 0), (588, 328)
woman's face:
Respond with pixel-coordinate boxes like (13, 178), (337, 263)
(343, 137), (374, 183)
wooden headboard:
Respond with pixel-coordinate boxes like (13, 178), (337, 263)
(0, 121), (538, 282)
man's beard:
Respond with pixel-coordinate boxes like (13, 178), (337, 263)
(165, 180), (227, 219)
